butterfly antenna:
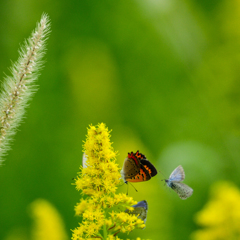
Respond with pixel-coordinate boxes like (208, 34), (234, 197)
(158, 168), (167, 180)
(129, 182), (138, 193)
(159, 169), (168, 188)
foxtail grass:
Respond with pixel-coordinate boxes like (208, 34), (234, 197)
(0, 13), (50, 165)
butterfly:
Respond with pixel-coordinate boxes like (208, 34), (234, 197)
(164, 165), (193, 200)
(120, 151), (158, 183)
(125, 200), (148, 225)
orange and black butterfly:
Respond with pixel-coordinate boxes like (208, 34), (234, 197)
(120, 151), (158, 183)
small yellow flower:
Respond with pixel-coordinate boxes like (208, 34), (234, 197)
(74, 200), (88, 215)
(72, 123), (144, 240)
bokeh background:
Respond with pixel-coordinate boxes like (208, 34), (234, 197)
(1, 0), (240, 239)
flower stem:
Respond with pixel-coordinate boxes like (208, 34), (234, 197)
(103, 212), (108, 240)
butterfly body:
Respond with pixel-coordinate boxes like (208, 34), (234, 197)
(165, 165), (193, 200)
(125, 200), (148, 225)
(121, 151), (157, 183)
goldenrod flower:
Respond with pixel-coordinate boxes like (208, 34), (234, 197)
(72, 123), (145, 240)
(191, 181), (240, 240)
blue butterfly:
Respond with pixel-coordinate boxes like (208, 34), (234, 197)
(125, 200), (148, 226)
(165, 165), (193, 200)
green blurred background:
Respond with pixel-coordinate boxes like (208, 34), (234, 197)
(1, 0), (240, 239)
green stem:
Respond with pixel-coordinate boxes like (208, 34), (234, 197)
(103, 222), (107, 240)
(103, 211), (108, 240)
(103, 224), (107, 240)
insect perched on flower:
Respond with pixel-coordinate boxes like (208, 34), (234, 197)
(125, 200), (148, 227)
(120, 151), (158, 183)
(164, 165), (193, 200)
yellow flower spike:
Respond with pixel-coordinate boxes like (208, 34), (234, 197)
(192, 181), (240, 240)
(72, 123), (144, 240)
(30, 199), (68, 240)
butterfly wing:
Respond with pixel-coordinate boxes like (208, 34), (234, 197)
(132, 200), (148, 211)
(126, 165), (151, 182)
(82, 152), (88, 168)
(140, 159), (158, 178)
(169, 165), (185, 182)
(125, 200), (148, 225)
(129, 151), (158, 182)
(120, 152), (141, 182)
(171, 182), (193, 200)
